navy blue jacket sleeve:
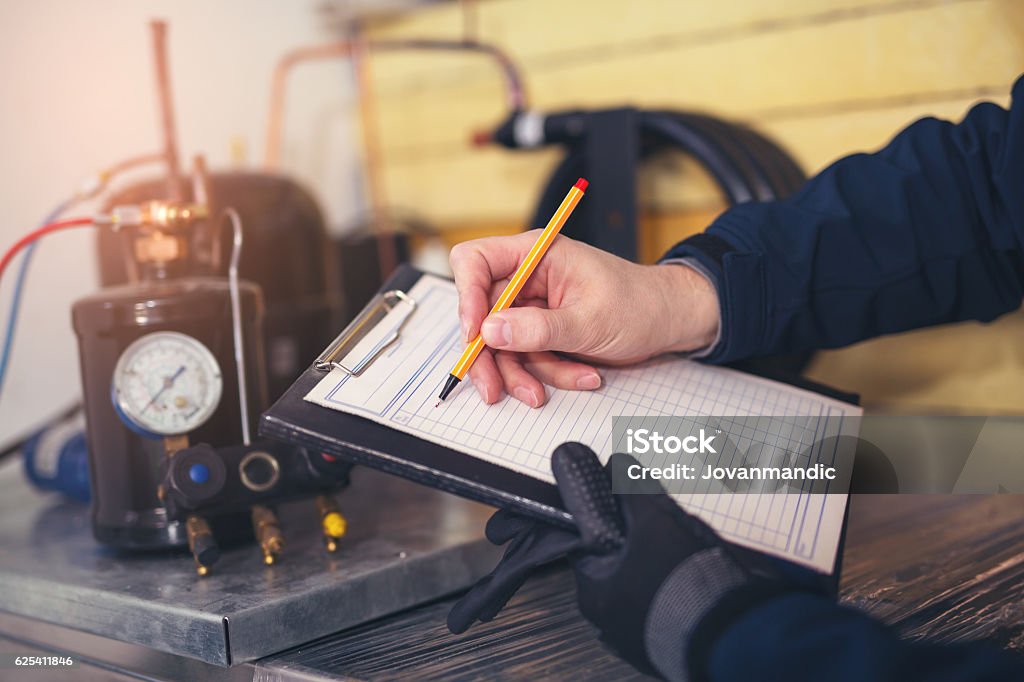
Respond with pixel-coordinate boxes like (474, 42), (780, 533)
(703, 592), (1023, 682)
(664, 77), (1024, 363)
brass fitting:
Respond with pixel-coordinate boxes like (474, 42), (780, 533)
(141, 200), (209, 229)
(98, 201), (208, 230)
(315, 494), (347, 553)
(186, 515), (219, 576)
(133, 230), (184, 264)
(163, 434), (189, 457)
(95, 200), (210, 267)
(99, 201), (209, 229)
(252, 505), (284, 565)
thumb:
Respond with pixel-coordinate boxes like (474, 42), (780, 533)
(552, 443), (624, 552)
(480, 307), (579, 353)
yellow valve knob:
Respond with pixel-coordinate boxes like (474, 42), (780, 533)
(315, 495), (347, 553)
(323, 512), (347, 539)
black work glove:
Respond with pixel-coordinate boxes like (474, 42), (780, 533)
(448, 442), (822, 681)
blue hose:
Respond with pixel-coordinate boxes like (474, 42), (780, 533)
(0, 200), (75, 401)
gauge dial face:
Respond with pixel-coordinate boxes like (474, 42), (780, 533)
(112, 331), (223, 437)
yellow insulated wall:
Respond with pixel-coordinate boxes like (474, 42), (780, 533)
(364, 0), (1024, 413)
(365, 0), (1019, 235)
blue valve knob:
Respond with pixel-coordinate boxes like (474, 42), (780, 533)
(188, 462), (210, 484)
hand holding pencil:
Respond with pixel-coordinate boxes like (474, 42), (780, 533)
(446, 179), (722, 408)
(438, 178), (589, 405)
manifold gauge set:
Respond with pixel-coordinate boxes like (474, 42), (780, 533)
(112, 331), (224, 438)
(70, 177), (353, 576)
(9, 22), (356, 576)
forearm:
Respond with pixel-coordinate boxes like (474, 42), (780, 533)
(664, 77), (1024, 363)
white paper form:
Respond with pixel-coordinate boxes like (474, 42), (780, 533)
(305, 274), (862, 572)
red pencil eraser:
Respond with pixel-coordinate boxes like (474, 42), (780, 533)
(574, 177), (589, 191)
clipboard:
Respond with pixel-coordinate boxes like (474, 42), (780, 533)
(260, 264), (573, 527)
(260, 264), (854, 590)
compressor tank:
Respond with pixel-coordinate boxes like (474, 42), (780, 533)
(73, 277), (266, 548)
(97, 172), (345, 400)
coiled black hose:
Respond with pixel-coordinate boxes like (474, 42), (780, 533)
(483, 108), (806, 241)
(485, 107), (812, 374)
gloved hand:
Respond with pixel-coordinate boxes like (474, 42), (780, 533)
(448, 442), (820, 681)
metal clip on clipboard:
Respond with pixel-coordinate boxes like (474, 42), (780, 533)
(314, 290), (417, 376)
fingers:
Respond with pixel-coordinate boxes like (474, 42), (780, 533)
(491, 352), (603, 407)
(606, 452), (669, 496)
(488, 278), (548, 309)
(449, 231), (547, 343)
(485, 509), (535, 545)
(481, 306), (578, 353)
(495, 351), (545, 408)
(523, 352), (601, 391)
(468, 350), (504, 404)
(447, 573), (527, 634)
(551, 443), (624, 551)
(446, 515), (582, 634)
(456, 277), (490, 344)
(471, 352), (601, 408)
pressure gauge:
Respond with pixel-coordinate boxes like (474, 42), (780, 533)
(112, 331), (223, 437)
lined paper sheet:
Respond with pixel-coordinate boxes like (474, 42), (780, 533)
(306, 274), (861, 572)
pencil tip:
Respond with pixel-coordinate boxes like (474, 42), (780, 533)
(434, 400), (441, 408)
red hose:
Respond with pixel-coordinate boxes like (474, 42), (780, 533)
(0, 218), (94, 281)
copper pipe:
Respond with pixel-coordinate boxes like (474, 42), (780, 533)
(265, 42), (351, 170)
(150, 21), (183, 202)
(264, 38), (527, 169)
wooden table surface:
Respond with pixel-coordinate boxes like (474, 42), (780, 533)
(259, 494), (1024, 681)
(841, 495), (1024, 650)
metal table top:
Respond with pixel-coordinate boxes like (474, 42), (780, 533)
(0, 459), (499, 666)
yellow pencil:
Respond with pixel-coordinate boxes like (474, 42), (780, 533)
(437, 177), (589, 405)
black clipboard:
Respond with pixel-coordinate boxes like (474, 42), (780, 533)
(260, 265), (572, 528)
(259, 264), (855, 588)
